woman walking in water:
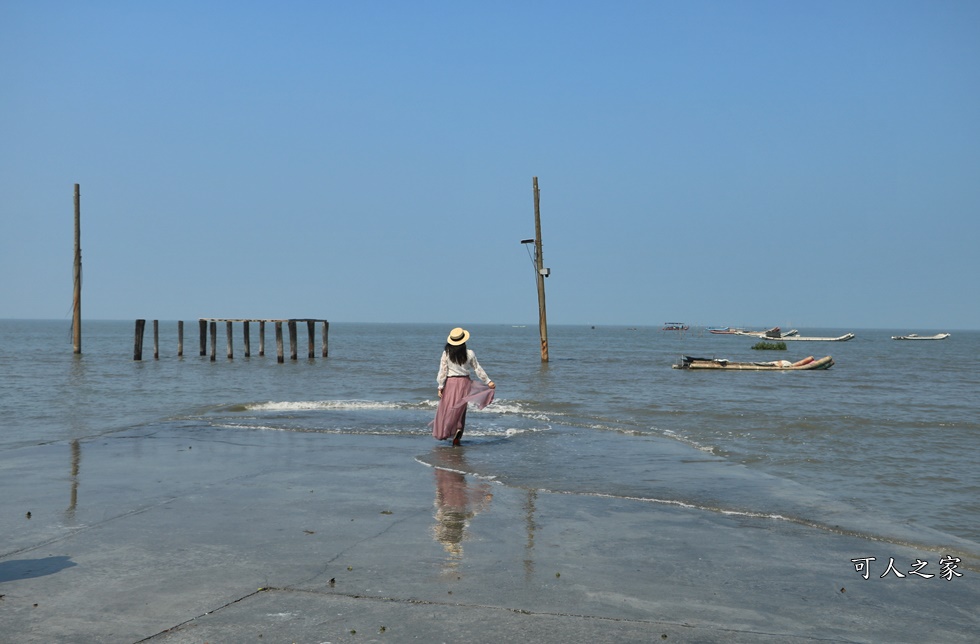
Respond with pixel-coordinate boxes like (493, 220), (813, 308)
(433, 327), (495, 446)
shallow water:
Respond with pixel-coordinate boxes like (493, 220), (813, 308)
(2, 319), (977, 561)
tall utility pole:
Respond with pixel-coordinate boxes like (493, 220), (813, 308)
(72, 184), (81, 354)
(532, 177), (549, 362)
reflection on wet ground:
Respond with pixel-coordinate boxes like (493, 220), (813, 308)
(430, 449), (492, 575)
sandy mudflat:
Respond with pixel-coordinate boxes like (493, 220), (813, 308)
(1, 427), (977, 643)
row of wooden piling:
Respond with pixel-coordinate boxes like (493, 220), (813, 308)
(134, 319), (329, 363)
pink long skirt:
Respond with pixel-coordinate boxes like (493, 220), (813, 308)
(431, 378), (495, 440)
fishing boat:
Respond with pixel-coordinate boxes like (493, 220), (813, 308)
(707, 326), (745, 334)
(777, 332), (854, 342)
(733, 327), (799, 338)
(673, 355), (834, 370)
(739, 327), (853, 342)
(892, 333), (950, 340)
(662, 322), (689, 331)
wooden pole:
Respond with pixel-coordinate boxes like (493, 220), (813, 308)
(288, 320), (298, 360)
(275, 322), (284, 364)
(68, 439), (80, 520)
(133, 319), (145, 361)
(533, 177), (549, 362)
(132, 318), (330, 363)
(72, 184), (82, 354)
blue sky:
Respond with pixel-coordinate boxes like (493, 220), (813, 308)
(2, 1), (978, 329)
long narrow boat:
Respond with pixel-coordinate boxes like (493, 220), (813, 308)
(709, 326), (778, 335)
(738, 327), (852, 341)
(707, 326), (741, 334)
(733, 327), (799, 338)
(892, 333), (950, 340)
(733, 327), (772, 338)
(777, 332), (855, 342)
(673, 355), (834, 370)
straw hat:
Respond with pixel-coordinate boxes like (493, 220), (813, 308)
(447, 327), (470, 345)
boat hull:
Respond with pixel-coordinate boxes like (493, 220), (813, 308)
(673, 355), (835, 370)
(892, 333), (950, 340)
(733, 327), (852, 341)
(733, 327), (799, 338)
(777, 333), (854, 342)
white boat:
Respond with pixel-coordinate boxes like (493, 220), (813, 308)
(707, 326), (741, 334)
(673, 355), (835, 370)
(735, 327), (856, 341)
(891, 333), (950, 340)
(777, 332), (855, 342)
(733, 327), (799, 338)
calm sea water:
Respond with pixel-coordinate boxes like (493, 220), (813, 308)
(2, 320), (978, 563)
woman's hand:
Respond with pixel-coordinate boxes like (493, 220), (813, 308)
(488, 381), (496, 389)
(438, 389), (443, 398)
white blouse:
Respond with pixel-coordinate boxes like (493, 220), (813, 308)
(437, 349), (491, 390)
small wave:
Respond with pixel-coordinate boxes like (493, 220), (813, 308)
(557, 488), (786, 518)
(213, 421), (534, 436)
(416, 398), (551, 420)
(414, 457), (500, 482)
(213, 422), (294, 432)
(485, 400), (551, 419)
(243, 398), (535, 416)
(565, 421), (718, 455)
(211, 422), (435, 437)
(453, 425), (551, 438)
(660, 428), (717, 454)
(522, 488), (977, 570)
(243, 400), (411, 412)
